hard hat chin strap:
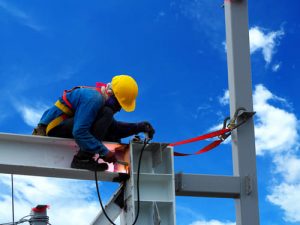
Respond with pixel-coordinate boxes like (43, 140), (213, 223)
(98, 82), (114, 100)
(106, 83), (113, 95)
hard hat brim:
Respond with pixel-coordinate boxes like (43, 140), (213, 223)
(121, 100), (136, 112)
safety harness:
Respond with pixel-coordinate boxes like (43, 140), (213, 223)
(46, 83), (108, 135)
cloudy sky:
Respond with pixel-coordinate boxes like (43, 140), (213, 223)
(0, 0), (299, 224)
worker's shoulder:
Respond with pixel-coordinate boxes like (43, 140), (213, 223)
(71, 87), (99, 95)
(76, 87), (103, 101)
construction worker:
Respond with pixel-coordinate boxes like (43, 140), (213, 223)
(32, 75), (155, 171)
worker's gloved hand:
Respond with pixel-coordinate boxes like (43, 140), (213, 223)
(102, 151), (117, 164)
(137, 121), (155, 139)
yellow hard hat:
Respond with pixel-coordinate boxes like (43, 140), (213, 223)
(111, 75), (138, 112)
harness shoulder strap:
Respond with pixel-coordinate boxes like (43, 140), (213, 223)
(62, 85), (103, 109)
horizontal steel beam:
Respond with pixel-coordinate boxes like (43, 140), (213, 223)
(0, 133), (129, 182)
(175, 173), (241, 198)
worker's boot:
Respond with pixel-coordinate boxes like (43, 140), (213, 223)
(71, 151), (108, 171)
(32, 124), (47, 136)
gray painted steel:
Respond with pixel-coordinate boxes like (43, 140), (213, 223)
(121, 142), (176, 225)
(91, 185), (124, 225)
(175, 173), (240, 198)
(0, 133), (127, 182)
(224, 0), (260, 224)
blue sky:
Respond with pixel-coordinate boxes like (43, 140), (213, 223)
(0, 0), (299, 224)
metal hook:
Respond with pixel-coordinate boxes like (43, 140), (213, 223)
(228, 108), (255, 130)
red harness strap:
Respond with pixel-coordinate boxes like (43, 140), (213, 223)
(62, 87), (77, 109)
(62, 85), (103, 109)
(169, 128), (231, 156)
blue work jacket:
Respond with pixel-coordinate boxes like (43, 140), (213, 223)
(40, 88), (109, 156)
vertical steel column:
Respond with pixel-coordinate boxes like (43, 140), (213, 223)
(121, 142), (176, 225)
(224, 0), (260, 225)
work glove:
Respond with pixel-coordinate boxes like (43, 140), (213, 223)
(102, 151), (117, 164)
(137, 121), (155, 139)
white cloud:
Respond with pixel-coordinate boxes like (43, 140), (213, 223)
(219, 85), (299, 155)
(219, 85), (300, 222)
(189, 219), (235, 225)
(253, 84), (298, 155)
(0, 0), (43, 32)
(249, 26), (284, 64)
(273, 154), (300, 183)
(272, 63), (281, 72)
(219, 90), (229, 106)
(14, 103), (49, 127)
(0, 174), (118, 225)
(223, 26), (284, 65)
(267, 183), (300, 222)
(252, 85), (300, 222)
(267, 149), (300, 223)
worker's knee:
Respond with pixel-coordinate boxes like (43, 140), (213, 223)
(72, 128), (84, 140)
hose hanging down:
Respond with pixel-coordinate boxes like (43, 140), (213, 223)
(95, 138), (150, 225)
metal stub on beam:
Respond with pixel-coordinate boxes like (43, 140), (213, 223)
(175, 173), (183, 192)
(245, 175), (253, 195)
(228, 108), (256, 130)
(238, 111), (255, 121)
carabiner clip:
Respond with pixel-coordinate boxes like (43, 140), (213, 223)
(218, 116), (232, 141)
(228, 107), (256, 130)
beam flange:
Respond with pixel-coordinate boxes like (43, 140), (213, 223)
(0, 133), (129, 182)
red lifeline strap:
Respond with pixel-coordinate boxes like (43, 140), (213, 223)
(173, 139), (223, 156)
(169, 128), (231, 156)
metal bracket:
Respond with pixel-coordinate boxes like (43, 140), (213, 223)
(238, 111), (256, 122)
(175, 172), (183, 192)
(245, 175), (253, 195)
(228, 108), (256, 130)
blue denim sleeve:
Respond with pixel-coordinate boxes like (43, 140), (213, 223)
(70, 89), (109, 156)
(39, 106), (63, 125)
